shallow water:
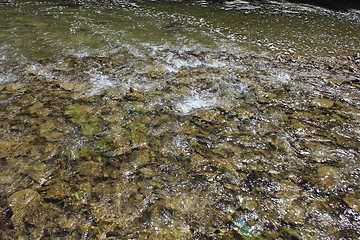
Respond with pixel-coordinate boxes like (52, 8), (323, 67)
(0, 0), (359, 62)
(0, 0), (359, 239)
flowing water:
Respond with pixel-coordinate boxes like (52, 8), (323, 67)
(0, 0), (359, 239)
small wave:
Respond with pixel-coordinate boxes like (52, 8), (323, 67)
(172, 90), (218, 115)
(86, 70), (116, 96)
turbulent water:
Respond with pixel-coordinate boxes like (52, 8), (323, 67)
(0, 0), (359, 239)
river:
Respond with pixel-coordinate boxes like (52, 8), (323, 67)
(0, 0), (359, 239)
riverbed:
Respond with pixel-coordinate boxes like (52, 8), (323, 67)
(0, 0), (359, 239)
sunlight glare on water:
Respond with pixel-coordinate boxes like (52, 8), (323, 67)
(0, 0), (359, 239)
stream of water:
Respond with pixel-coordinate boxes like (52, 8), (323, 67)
(0, 0), (359, 239)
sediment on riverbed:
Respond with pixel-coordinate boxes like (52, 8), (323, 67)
(0, 0), (359, 239)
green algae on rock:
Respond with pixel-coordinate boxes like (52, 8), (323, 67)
(0, 46), (359, 239)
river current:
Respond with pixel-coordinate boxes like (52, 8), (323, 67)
(0, 0), (359, 239)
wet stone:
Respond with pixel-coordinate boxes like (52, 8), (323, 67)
(343, 194), (360, 214)
(39, 120), (56, 135)
(311, 98), (335, 108)
(5, 82), (23, 91)
(8, 189), (43, 226)
(53, 67), (76, 72)
(0, 141), (28, 158)
(28, 102), (45, 115)
(76, 161), (103, 178)
(234, 108), (254, 120)
(315, 165), (344, 192)
(123, 92), (145, 101)
(0, 141), (19, 158)
(44, 182), (71, 201)
(283, 202), (306, 225)
(21, 163), (53, 185)
(145, 65), (165, 79)
(112, 139), (132, 156)
(8, 188), (61, 238)
(329, 78), (358, 85)
(0, 37), (360, 239)
(193, 109), (220, 123)
(0, 175), (14, 185)
(130, 149), (153, 166)
(58, 81), (76, 91)
(139, 167), (156, 178)
(240, 196), (259, 210)
(224, 184), (241, 191)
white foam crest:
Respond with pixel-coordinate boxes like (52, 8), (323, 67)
(224, 81), (248, 94)
(162, 53), (203, 73)
(86, 70), (116, 96)
(171, 135), (188, 150)
(267, 71), (291, 84)
(37, 68), (57, 79)
(173, 90), (218, 115)
(0, 71), (19, 84)
(0, 73), (7, 83)
(276, 72), (291, 83)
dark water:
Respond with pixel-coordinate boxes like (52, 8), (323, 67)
(0, 0), (359, 239)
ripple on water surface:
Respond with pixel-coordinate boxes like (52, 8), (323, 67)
(0, 0), (359, 239)
(0, 0), (359, 61)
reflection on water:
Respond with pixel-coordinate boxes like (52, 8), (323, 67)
(0, 0), (359, 239)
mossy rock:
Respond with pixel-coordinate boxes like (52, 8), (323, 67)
(80, 118), (100, 136)
(75, 139), (111, 160)
(64, 103), (102, 135)
(44, 182), (71, 201)
(94, 135), (113, 154)
(64, 103), (93, 119)
(125, 120), (148, 147)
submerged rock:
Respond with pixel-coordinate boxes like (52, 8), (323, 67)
(0, 141), (28, 158)
(113, 138), (132, 155)
(1, 49), (359, 239)
(123, 92), (145, 101)
(144, 65), (166, 79)
(234, 108), (254, 120)
(343, 194), (360, 214)
(0, 141), (20, 158)
(8, 189), (61, 238)
(311, 98), (335, 108)
(5, 82), (23, 91)
(315, 165), (344, 192)
(123, 87), (146, 101)
(8, 189), (43, 226)
(53, 67), (75, 72)
(43, 182), (71, 201)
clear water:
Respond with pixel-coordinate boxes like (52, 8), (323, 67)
(0, 0), (359, 239)
(0, 0), (359, 62)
